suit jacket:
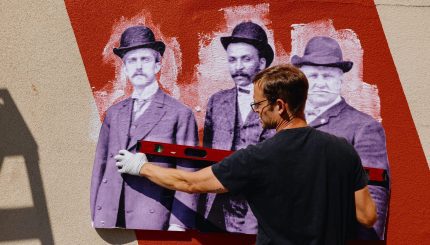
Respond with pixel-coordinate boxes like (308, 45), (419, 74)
(309, 98), (390, 240)
(203, 87), (274, 150)
(201, 87), (275, 233)
(90, 89), (199, 230)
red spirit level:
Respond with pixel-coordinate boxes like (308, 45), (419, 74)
(139, 141), (232, 162)
(138, 141), (389, 188)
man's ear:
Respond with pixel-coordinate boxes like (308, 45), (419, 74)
(259, 58), (267, 71)
(276, 99), (293, 119)
(338, 69), (345, 84)
(275, 99), (286, 115)
(155, 61), (162, 74)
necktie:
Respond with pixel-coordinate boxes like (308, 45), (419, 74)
(133, 99), (148, 121)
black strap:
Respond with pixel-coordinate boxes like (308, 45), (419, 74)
(364, 167), (389, 188)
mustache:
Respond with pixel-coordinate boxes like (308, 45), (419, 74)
(232, 73), (251, 79)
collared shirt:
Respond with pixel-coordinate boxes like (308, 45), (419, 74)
(131, 81), (159, 121)
(305, 95), (342, 123)
(237, 83), (254, 123)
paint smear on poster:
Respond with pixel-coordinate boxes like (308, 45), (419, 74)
(291, 19), (381, 121)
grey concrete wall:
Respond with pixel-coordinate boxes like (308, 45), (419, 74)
(376, 0), (430, 165)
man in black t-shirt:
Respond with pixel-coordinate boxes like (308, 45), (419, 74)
(212, 127), (368, 244)
(115, 65), (377, 244)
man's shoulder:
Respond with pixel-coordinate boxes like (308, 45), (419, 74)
(208, 87), (236, 101)
(315, 128), (359, 161)
(339, 104), (385, 137)
(316, 128), (348, 143)
(310, 127), (354, 151)
(321, 100), (382, 132)
(340, 101), (378, 124)
(161, 92), (193, 114)
(106, 97), (132, 111)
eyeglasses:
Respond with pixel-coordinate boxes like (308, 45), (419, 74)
(250, 99), (268, 112)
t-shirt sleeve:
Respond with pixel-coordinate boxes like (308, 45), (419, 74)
(352, 149), (368, 191)
(211, 146), (257, 195)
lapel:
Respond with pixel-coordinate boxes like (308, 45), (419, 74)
(246, 110), (265, 139)
(118, 98), (133, 149)
(220, 88), (237, 148)
(309, 98), (348, 128)
(127, 89), (167, 150)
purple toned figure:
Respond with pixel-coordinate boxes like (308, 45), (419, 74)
(90, 26), (199, 230)
(292, 36), (390, 240)
(199, 22), (275, 234)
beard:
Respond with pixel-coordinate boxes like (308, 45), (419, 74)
(259, 107), (277, 129)
(261, 120), (277, 129)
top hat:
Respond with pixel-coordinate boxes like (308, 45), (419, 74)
(291, 36), (353, 72)
(113, 26), (166, 58)
(221, 22), (274, 67)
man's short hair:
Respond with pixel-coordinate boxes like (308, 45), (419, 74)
(253, 65), (309, 116)
(122, 48), (162, 63)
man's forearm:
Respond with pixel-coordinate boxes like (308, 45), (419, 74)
(139, 163), (195, 193)
(355, 186), (377, 228)
(115, 150), (227, 194)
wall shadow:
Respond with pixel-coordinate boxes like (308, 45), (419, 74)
(0, 89), (54, 244)
(95, 228), (136, 244)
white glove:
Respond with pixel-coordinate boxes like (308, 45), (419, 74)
(115, 150), (148, 176)
(168, 224), (186, 231)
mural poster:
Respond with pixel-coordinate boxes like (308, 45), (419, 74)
(65, 0), (418, 242)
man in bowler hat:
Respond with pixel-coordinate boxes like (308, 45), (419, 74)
(292, 36), (390, 240)
(90, 26), (199, 231)
(199, 21), (275, 234)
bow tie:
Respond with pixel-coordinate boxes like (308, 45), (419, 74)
(238, 87), (251, 94)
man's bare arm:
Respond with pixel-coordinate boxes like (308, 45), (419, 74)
(139, 163), (228, 194)
(355, 186), (377, 227)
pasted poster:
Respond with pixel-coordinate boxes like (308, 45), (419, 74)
(66, 0), (396, 241)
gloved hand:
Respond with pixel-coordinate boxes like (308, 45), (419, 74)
(114, 149), (148, 176)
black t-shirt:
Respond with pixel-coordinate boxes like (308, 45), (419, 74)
(212, 127), (368, 245)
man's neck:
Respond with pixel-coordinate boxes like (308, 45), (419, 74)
(275, 117), (307, 132)
(305, 95), (342, 122)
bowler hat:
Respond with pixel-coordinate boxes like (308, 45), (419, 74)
(221, 22), (274, 67)
(113, 26), (165, 58)
(291, 36), (353, 72)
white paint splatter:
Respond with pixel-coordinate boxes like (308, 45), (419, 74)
(94, 10), (182, 122)
(192, 3), (290, 129)
(89, 97), (101, 143)
(291, 20), (382, 122)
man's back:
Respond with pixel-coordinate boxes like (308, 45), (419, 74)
(212, 127), (368, 244)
